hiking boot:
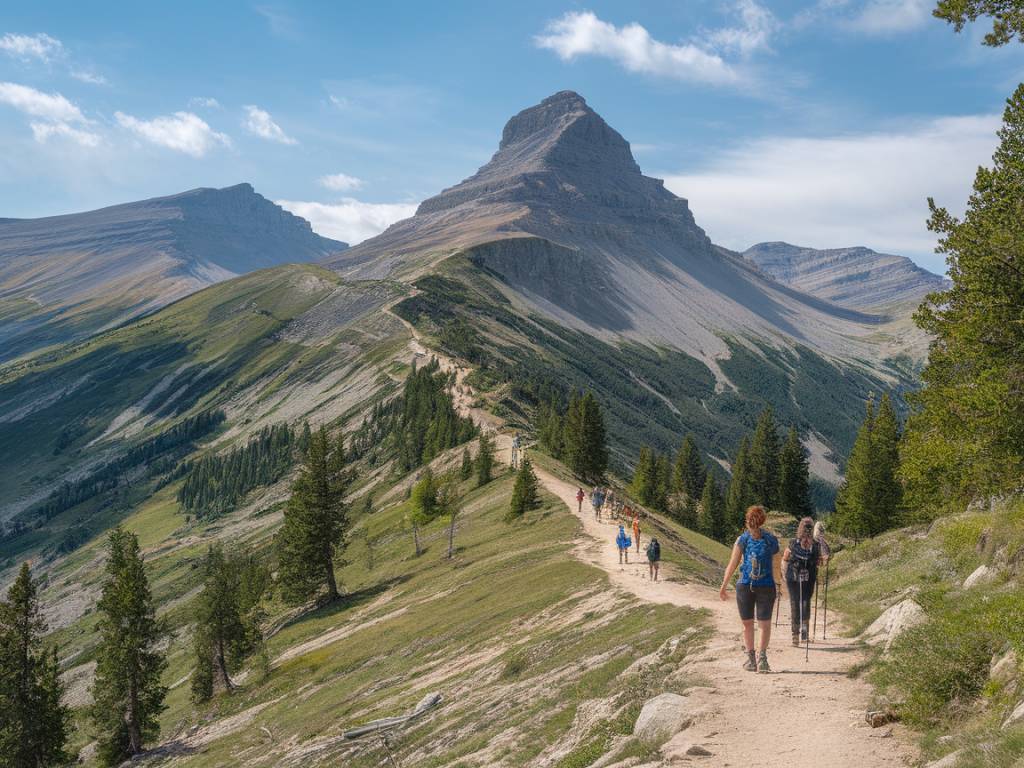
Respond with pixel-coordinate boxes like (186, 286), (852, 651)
(758, 651), (771, 674)
(791, 634), (800, 647)
(743, 651), (757, 672)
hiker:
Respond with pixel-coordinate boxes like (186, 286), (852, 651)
(592, 486), (605, 521)
(616, 524), (632, 565)
(606, 488), (616, 517)
(632, 512), (641, 554)
(719, 504), (780, 674)
(782, 517), (824, 645)
(576, 487), (585, 515)
(511, 433), (521, 468)
(813, 520), (831, 561)
(646, 536), (661, 581)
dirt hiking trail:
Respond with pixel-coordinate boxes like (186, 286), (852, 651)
(403, 320), (916, 766)
(530, 460), (915, 766)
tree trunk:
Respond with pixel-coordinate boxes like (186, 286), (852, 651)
(447, 513), (457, 559)
(324, 547), (339, 602)
(213, 638), (233, 693)
(127, 681), (143, 755)
(413, 524), (421, 557)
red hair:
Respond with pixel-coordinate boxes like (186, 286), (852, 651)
(745, 505), (767, 529)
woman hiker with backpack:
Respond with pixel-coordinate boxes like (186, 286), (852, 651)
(719, 505), (781, 673)
(631, 512), (641, 554)
(783, 517), (826, 645)
(646, 536), (661, 581)
(615, 524), (632, 565)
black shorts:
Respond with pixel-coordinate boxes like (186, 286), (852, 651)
(736, 583), (777, 621)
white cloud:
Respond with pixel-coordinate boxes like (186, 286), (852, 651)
(276, 198), (417, 244)
(0, 33), (63, 62)
(662, 114), (1000, 269)
(0, 81), (85, 123)
(70, 69), (108, 85)
(30, 121), (101, 147)
(242, 104), (297, 145)
(115, 110), (231, 157)
(318, 173), (363, 192)
(707, 0), (779, 57)
(848, 0), (931, 33)
(535, 11), (740, 86)
(189, 96), (221, 109)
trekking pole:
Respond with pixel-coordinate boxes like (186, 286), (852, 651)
(812, 571), (820, 641)
(774, 585), (781, 627)
(822, 559), (830, 640)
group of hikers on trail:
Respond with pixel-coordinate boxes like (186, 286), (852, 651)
(577, 485), (662, 581)
(719, 505), (830, 673)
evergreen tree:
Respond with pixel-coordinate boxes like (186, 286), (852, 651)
(902, 85), (1024, 508)
(571, 392), (608, 482)
(438, 478), (463, 559)
(191, 546), (268, 703)
(631, 447), (658, 506)
(778, 427), (813, 520)
(652, 453), (671, 511)
(698, 473), (727, 542)
(276, 427), (349, 604)
(833, 400), (878, 540)
(671, 435), (707, 501)
(508, 458), (540, 520)
(748, 406), (782, 510)
(475, 433), (496, 487)
(0, 563), (71, 768)
(537, 398), (565, 459)
(934, 0), (1024, 46)
(459, 447), (473, 480)
(410, 470), (439, 528)
(90, 528), (167, 765)
(872, 394), (904, 530)
(726, 436), (755, 533)
(562, 391), (583, 472)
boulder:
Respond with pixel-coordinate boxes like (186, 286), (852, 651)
(924, 749), (962, 768)
(633, 693), (691, 743)
(963, 564), (996, 589)
(990, 648), (1019, 688)
(1003, 699), (1024, 730)
(862, 599), (925, 652)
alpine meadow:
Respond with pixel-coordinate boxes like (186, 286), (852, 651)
(1, 2), (1024, 767)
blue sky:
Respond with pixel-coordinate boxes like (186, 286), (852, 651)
(1, 1), (1020, 272)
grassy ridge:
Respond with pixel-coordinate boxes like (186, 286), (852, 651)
(831, 500), (1024, 767)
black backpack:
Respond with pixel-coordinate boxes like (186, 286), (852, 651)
(646, 538), (661, 561)
(787, 540), (818, 583)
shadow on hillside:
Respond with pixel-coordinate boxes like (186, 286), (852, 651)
(275, 576), (410, 634)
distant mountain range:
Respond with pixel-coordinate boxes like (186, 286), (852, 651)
(0, 183), (346, 361)
(743, 241), (948, 311)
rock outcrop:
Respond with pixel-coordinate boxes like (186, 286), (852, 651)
(633, 693), (692, 743)
(862, 599), (926, 652)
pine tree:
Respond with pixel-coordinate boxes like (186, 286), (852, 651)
(562, 391), (583, 473)
(748, 407), (782, 510)
(652, 453), (671, 511)
(833, 399), (878, 540)
(631, 447), (657, 506)
(90, 528), (167, 765)
(0, 563), (71, 768)
(698, 473), (727, 542)
(778, 427), (813, 520)
(873, 394), (903, 530)
(726, 436), (755, 533)
(191, 546), (267, 703)
(410, 470), (439, 527)
(573, 392), (608, 482)
(672, 435), (707, 501)
(459, 447), (473, 480)
(276, 426), (350, 604)
(508, 458), (540, 520)
(476, 432), (495, 487)
(901, 85), (1024, 508)
(439, 478), (463, 559)
(537, 399), (565, 459)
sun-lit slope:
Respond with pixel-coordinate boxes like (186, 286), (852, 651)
(0, 263), (405, 523)
(37, 438), (718, 767)
(830, 501), (1024, 767)
(0, 183), (347, 362)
